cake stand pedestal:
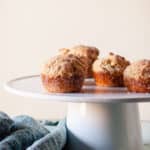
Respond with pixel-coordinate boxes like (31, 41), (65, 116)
(4, 75), (150, 150)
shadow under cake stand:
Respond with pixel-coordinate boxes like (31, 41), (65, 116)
(4, 75), (150, 150)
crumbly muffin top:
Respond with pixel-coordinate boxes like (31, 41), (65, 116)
(41, 54), (85, 78)
(124, 59), (150, 80)
(59, 45), (99, 63)
(59, 48), (70, 55)
(93, 52), (130, 74)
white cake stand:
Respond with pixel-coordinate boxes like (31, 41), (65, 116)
(4, 75), (150, 150)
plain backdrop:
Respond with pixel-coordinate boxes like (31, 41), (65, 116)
(0, 0), (150, 120)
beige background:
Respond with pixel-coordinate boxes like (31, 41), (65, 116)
(0, 0), (150, 120)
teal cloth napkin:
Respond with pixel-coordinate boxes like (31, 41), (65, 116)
(27, 120), (66, 150)
(0, 111), (150, 150)
(0, 112), (66, 150)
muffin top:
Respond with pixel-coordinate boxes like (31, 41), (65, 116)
(41, 54), (85, 78)
(93, 52), (130, 74)
(59, 45), (99, 63)
(124, 59), (150, 80)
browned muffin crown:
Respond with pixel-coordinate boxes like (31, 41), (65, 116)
(59, 45), (100, 78)
(124, 59), (150, 80)
(41, 54), (85, 93)
(42, 54), (85, 78)
(124, 59), (150, 92)
(93, 52), (130, 87)
(93, 52), (130, 74)
(70, 45), (99, 62)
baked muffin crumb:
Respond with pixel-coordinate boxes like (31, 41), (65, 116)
(93, 52), (130, 87)
(124, 59), (150, 93)
(41, 54), (85, 93)
(42, 54), (85, 78)
(93, 52), (130, 74)
(59, 45), (100, 78)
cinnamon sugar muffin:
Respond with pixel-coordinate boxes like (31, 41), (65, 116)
(59, 45), (99, 78)
(41, 54), (85, 93)
(93, 52), (130, 87)
(124, 59), (150, 93)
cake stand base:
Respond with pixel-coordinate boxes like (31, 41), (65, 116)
(66, 102), (143, 150)
(5, 76), (150, 150)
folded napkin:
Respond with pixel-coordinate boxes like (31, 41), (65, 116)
(27, 120), (66, 150)
(0, 112), (66, 150)
(0, 111), (149, 150)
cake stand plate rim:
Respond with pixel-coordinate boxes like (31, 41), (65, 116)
(4, 75), (150, 103)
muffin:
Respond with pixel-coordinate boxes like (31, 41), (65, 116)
(41, 54), (85, 93)
(93, 52), (130, 87)
(124, 59), (150, 93)
(59, 45), (99, 78)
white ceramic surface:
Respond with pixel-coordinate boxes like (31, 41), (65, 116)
(66, 103), (143, 150)
(4, 75), (150, 103)
(142, 121), (150, 144)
